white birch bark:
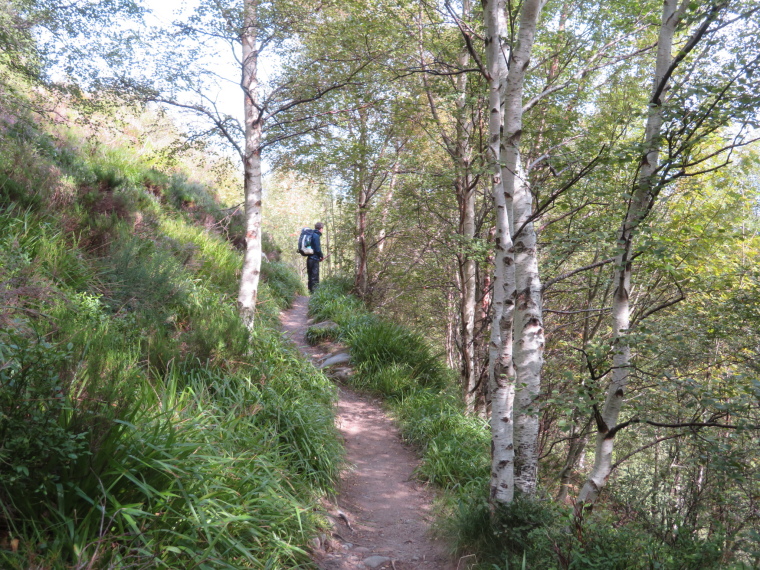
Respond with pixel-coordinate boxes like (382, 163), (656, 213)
(500, 0), (545, 498)
(483, 0), (515, 505)
(512, 157), (544, 495)
(577, 0), (688, 509)
(237, 0), (263, 330)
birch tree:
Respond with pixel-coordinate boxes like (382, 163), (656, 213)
(577, 0), (760, 510)
(136, 0), (365, 329)
(237, 0), (263, 329)
(484, 0), (546, 504)
(501, 1), (546, 497)
(483, 0), (515, 504)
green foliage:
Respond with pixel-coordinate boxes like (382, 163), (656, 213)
(0, 105), (341, 568)
(0, 173), (41, 210)
(448, 494), (729, 570)
(393, 391), (489, 488)
(307, 276), (361, 325)
(346, 319), (449, 391)
(164, 174), (219, 212)
(260, 260), (306, 309)
(0, 329), (86, 501)
(305, 324), (340, 345)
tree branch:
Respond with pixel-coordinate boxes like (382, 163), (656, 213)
(650, 2), (727, 105)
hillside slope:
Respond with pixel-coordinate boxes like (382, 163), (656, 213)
(0, 95), (341, 568)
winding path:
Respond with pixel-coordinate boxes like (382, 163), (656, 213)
(280, 296), (457, 570)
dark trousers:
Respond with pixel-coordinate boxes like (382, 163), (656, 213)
(307, 258), (320, 293)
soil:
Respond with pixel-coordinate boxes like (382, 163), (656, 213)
(280, 296), (459, 570)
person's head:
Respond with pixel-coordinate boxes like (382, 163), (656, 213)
(315, 222), (324, 232)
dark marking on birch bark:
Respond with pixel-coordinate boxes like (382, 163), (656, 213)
(614, 286), (628, 302)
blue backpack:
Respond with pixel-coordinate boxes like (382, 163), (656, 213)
(297, 228), (314, 256)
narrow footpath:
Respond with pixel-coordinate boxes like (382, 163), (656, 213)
(280, 296), (457, 570)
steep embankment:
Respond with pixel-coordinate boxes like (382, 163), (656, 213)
(0, 104), (342, 568)
(281, 296), (456, 570)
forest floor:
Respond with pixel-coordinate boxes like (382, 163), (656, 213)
(280, 296), (459, 570)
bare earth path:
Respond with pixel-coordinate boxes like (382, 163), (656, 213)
(280, 296), (457, 570)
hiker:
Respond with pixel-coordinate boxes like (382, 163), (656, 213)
(307, 222), (325, 294)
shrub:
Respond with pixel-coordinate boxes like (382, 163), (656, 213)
(0, 329), (87, 508)
(307, 276), (360, 325)
(393, 390), (490, 488)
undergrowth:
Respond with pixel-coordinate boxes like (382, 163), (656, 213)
(0, 106), (336, 568)
(307, 276), (735, 570)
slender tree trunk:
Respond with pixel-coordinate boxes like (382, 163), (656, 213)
(557, 416), (592, 502)
(237, 0), (263, 330)
(499, 0), (545, 498)
(512, 158), (544, 495)
(377, 158), (399, 254)
(455, 1), (480, 412)
(484, 0), (515, 505)
(353, 109), (370, 299)
(446, 286), (459, 369)
(354, 186), (369, 298)
(576, 0), (690, 510)
(461, 179), (481, 411)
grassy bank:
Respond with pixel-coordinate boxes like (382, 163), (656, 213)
(0, 106), (341, 568)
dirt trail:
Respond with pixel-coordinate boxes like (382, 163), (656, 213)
(280, 296), (457, 570)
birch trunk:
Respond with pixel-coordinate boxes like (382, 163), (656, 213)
(512, 158), (544, 495)
(500, 0), (545, 498)
(455, 0), (480, 413)
(483, 0), (515, 505)
(237, 0), (263, 330)
(576, 0), (687, 509)
(461, 175), (480, 411)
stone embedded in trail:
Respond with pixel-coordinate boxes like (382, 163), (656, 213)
(319, 352), (351, 369)
(362, 555), (391, 568)
(328, 366), (353, 382)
